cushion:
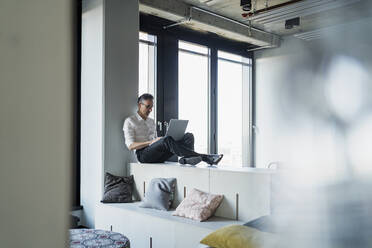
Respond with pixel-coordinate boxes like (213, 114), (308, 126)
(139, 178), (176, 211)
(200, 225), (277, 248)
(69, 229), (130, 248)
(172, 188), (223, 221)
(101, 173), (134, 203)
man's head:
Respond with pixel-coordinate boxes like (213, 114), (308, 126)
(137, 93), (154, 118)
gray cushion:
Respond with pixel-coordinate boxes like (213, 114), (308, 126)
(101, 173), (134, 203)
(139, 178), (176, 211)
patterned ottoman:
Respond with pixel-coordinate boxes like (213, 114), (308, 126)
(69, 229), (130, 248)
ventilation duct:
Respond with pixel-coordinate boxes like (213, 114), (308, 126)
(248, 0), (361, 25)
(139, 0), (280, 48)
(294, 17), (371, 41)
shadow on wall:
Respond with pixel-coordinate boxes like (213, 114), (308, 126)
(256, 3), (372, 248)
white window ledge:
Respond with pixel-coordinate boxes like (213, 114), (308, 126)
(132, 161), (276, 174)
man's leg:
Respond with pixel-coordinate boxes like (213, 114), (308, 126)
(177, 132), (194, 151)
(167, 135), (222, 165)
(136, 141), (173, 163)
(162, 136), (201, 158)
(138, 136), (223, 165)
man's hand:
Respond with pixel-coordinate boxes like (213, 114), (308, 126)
(150, 137), (162, 145)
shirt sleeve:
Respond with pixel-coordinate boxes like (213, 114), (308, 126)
(150, 119), (157, 139)
(123, 118), (135, 149)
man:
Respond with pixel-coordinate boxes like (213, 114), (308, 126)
(123, 93), (223, 165)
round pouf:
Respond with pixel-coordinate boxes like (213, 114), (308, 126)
(69, 229), (130, 248)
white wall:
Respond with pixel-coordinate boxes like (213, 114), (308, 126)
(81, 0), (138, 228)
(0, 0), (74, 247)
(81, 0), (104, 228)
(254, 17), (372, 183)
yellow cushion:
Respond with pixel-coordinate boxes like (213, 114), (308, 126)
(200, 225), (276, 248)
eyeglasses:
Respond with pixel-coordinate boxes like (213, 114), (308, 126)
(140, 103), (153, 109)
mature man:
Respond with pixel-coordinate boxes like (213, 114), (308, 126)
(123, 93), (223, 165)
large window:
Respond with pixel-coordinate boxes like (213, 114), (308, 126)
(178, 41), (210, 153)
(139, 22), (253, 166)
(217, 51), (252, 167)
(139, 32), (156, 119)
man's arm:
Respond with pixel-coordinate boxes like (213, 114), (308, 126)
(128, 138), (161, 151)
(123, 118), (162, 150)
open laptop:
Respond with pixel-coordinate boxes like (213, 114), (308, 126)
(165, 119), (188, 141)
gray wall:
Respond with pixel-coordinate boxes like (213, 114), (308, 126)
(81, 0), (138, 228)
(0, 0), (74, 247)
(103, 0), (139, 178)
(254, 18), (372, 182)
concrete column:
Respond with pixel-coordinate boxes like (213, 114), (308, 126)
(81, 0), (138, 228)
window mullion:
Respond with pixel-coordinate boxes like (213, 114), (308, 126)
(242, 62), (250, 167)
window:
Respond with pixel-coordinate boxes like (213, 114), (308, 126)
(178, 41), (210, 153)
(217, 51), (252, 167)
(140, 18), (254, 166)
(139, 32), (157, 119)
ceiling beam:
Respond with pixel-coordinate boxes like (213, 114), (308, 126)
(139, 0), (280, 48)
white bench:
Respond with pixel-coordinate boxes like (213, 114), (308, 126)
(96, 202), (243, 248)
(95, 163), (275, 248)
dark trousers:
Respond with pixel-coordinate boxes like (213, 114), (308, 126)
(136, 133), (201, 163)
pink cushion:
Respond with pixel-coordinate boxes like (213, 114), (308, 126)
(172, 188), (223, 221)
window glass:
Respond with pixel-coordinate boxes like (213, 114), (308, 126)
(218, 50), (244, 63)
(218, 51), (251, 166)
(179, 41), (209, 55)
(139, 31), (156, 43)
(178, 41), (209, 153)
(139, 32), (156, 119)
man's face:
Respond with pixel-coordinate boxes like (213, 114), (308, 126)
(138, 99), (153, 117)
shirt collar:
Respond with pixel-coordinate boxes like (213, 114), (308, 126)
(136, 112), (147, 122)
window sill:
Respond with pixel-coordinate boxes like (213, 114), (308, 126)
(134, 161), (276, 174)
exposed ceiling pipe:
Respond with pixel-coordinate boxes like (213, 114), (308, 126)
(163, 17), (191, 29)
(246, 45), (274, 52)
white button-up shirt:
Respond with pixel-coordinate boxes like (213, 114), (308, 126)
(123, 112), (156, 149)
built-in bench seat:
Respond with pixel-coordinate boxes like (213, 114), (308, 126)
(96, 202), (243, 248)
(95, 163), (275, 248)
(98, 202), (244, 230)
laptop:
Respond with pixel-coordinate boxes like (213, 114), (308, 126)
(165, 119), (188, 141)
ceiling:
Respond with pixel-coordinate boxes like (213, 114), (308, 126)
(139, 0), (372, 47)
(178, 0), (372, 36)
